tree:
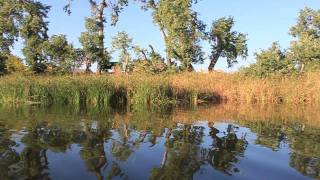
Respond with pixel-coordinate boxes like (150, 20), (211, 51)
(0, 0), (22, 74)
(207, 17), (248, 71)
(289, 33), (320, 72)
(289, 8), (320, 72)
(290, 8), (320, 39)
(111, 31), (133, 72)
(42, 35), (77, 73)
(243, 42), (295, 77)
(0, 0), (50, 74)
(151, 124), (204, 179)
(202, 123), (247, 175)
(132, 45), (167, 74)
(0, 0), (20, 53)
(137, 0), (205, 70)
(67, 0), (129, 74)
(19, 1), (51, 73)
(73, 48), (90, 72)
(79, 18), (100, 73)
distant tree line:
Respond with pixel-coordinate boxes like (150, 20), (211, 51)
(0, 0), (319, 76)
(243, 8), (320, 77)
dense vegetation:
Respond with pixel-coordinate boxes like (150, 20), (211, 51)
(0, 1), (320, 106)
(1, 72), (320, 107)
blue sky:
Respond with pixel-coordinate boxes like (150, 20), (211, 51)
(12, 0), (320, 71)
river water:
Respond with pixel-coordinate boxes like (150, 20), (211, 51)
(0, 105), (319, 180)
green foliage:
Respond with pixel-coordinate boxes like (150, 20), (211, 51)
(0, 0), (51, 74)
(140, 0), (205, 70)
(79, 17), (112, 72)
(132, 45), (168, 74)
(0, 54), (26, 75)
(132, 58), (167, 74)
(289, 33), (320, 71)
(0, 53), (7, 75)
(0, 0), (20, 53)
(73, 0), (129, 73)
(111, 31), (133, 72)
(243, 43), (296, 77)
(19, 1), (51, 73)
(42, 35), (77, 73)
(0, 0), (23, 75)
(290, 8), (320, 38)
(79, 18), (100, 67)
(288, 8), (320, 72)
(5, 55), (26, 73)
(208, 17), (248, 71)
(246, 7), (320, 76)
(2, 1), (320, 77)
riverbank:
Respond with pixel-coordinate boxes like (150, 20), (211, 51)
(0, 72), (319, 106)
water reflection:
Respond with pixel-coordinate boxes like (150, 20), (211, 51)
(0, 105), (319, 179)
(205, 123), (247, 176)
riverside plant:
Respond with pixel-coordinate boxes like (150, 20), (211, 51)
(0, 72), (320, 107)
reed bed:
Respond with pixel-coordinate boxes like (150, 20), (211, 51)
(0, 72), (319, 106)
(167, 71), (320, 105)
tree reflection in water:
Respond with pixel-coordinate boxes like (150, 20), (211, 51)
(78, 121), (111, 180)
(0, 122), (20, 178)
(0, 105), (319, 179)
(205, 122), (248, 175)
(151, 124), (204, 180)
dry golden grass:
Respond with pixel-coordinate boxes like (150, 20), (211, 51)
(165, 71), (320, 104)
(0, 71), (319, 105)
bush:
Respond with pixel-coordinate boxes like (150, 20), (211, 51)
(6, 55), (26, 73)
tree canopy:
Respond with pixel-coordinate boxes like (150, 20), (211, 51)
(0, 1), (319, 75)
(207, 17), (248, 71)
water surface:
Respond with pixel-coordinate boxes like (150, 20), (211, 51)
(0, 105), (319, 180)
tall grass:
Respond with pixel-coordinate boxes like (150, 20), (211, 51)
(0, 72), (320, 107)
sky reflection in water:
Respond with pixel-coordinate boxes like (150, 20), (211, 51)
(0, 105), (319, 180)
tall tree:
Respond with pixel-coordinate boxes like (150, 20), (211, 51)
(67, 0), (128, 74)
(207, 17), (247, 71)
(138, 0), (205, 70)
(0, 0), (22, 74)
(289, 8), (320, 72)
(79, 18), (99, 73)
(0, 0), (50, 74)
(19, 1), (50, 73)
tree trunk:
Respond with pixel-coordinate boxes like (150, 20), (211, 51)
(96, 62), (101, 74)
(187, 63), (194, 72)
(300, 63), (305, 73)
(85, 57), (91, 73)
(149, 44), (156, 55)
(89, 0), (106, 75)
(160, 28), (171, 66)
(123, 53), (129, 73)
(208, 52), (220, 72)
(140, 49), (148, 61)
